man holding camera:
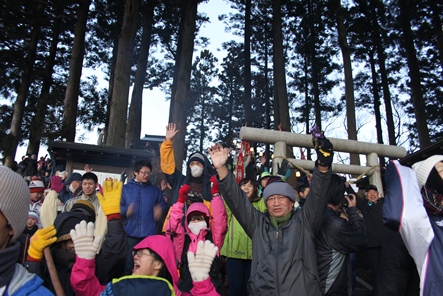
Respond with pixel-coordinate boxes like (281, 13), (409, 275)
(316, 174), (367, 295)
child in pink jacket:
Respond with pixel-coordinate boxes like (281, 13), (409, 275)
(165, 175), (227, 295)
(70, 222), (219, 296)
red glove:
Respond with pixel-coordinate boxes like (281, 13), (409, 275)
(210, 175), (219, 196)
(50, 176), (64, 193)
(178, 184), (190, 203)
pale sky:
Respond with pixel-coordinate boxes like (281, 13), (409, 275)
(14, 0), (236, 162)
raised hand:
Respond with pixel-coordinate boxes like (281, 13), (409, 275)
(207, 143), (231, 170)
(28, 225), (57, 260)
(70, 221), (102, 260)
(178, 184), (190, 203)
(187, 240), (219, 282)
(97, 178), (123, 216)
(165, 123), (179, 141)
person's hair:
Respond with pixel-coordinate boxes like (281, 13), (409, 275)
(134, 160), (152, 172)
(239, 177), (259, 200)
(326, 174), (345, 206)
(297, 185), (307, 194)
(148, 248), (172, 284)
(82, 172), (98, 184)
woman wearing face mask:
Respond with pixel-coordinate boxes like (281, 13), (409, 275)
(165, 181), (227, 295)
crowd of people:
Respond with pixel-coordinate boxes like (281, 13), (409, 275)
(1, 123), (442, 296)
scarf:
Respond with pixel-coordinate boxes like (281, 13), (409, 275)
(422, 187), (443, 216)
(269, 211), (292, 228)
(0, 241), (20, 288)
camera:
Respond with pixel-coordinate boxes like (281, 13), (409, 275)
(342, 194), (354, 208)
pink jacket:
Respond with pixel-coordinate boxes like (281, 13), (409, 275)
(165, 195), (227, 262)
(71, 234), (220, 296)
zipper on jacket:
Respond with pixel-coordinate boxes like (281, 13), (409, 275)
(276, 229), (280, 295)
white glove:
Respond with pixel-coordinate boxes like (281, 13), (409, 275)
(70, 221), (102, 260)
(187, 240), (218, 282)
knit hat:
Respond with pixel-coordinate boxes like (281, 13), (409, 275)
(258, 171), (271, 183)
(263, 181), (296, 204)
(71, 200), (96, 222)
(29, 180), (45, 193)
(53, 210), (95, 243)
(65, 172), (82, 185)
(412, 155), (443, 188)
(0, 167), (29, 243)
(189, 153), (205, 166)
(28, 211), (40, 223)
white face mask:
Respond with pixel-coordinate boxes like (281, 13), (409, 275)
(69, 184), (76, 193)
(188, 221), (207, 235)
(190, 165), (204, 178)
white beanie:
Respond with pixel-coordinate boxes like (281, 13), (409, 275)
(411, 155), (443, 189)
(0, 167), (29, 243)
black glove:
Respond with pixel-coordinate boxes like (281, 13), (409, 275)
(315, 137), (333, 167)
(120, 170), (128, 183)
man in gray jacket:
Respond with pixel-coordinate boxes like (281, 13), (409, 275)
(210, 138), (333, 296)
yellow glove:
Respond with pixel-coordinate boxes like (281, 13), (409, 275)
(97, 178), (123, 215)
(28, 225), (57, 260)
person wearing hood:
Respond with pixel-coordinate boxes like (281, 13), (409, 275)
(383, 155), (443, 296)
(0, 166), (53, 296)
(165, 178), (227, 295)
(160, 123), (216, 206)
(56, 172), (83, 204)
(70, 228), (220, 296)
(120, 160), (169, 275)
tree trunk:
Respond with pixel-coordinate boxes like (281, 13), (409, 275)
(3, 3), (43, 168)
(368, 0), (396, 145)
(244, 0), (252, 127)
(27, 3), (62, 156)
(333, 0), (360, 165)
(60, 0), (91, 142)
(272, 0), (290, 132)
(106, 0), (141, 148)
(125, 4), (155, 149)
(369, 52), (385, 167)
(169, 0), (199, 169)
(429, 0), (443, 74)
(309, 0), (322, 130)
(398, 0), (430, 148)
(104, 0), (125, 144)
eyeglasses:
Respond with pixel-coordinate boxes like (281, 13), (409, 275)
(267, 195), (288, 203)
(132, 249), (154, 258)
(138, 171), (151, 176)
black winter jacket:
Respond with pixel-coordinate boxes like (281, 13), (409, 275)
(316, 206), (367, 295)
(219, 165), (331, 296)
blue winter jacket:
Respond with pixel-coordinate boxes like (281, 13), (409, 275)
(121, 179), (169, 238)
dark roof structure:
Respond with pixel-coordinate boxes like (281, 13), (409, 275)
(48, 141), (154, 174)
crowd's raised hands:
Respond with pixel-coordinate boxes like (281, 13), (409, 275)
(165, 123), (179, 141)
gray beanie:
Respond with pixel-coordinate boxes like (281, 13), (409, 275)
(263, 181), (296, 204)
(0, 167), (29, 243)
(412, 155), (443, 188)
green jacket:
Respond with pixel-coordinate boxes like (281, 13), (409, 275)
(221, 197), (266, 259)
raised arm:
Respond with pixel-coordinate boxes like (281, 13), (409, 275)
(209, 143), (259, 237)
(160, 123), (179, 175)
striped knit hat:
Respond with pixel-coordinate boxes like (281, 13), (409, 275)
(0, 167), (29, 243)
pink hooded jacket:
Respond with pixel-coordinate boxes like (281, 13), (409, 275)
(165, 195), (227, 262)
(70, 235), (218, 296)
